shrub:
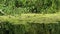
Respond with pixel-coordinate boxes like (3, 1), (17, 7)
(0, 0), (60, 15)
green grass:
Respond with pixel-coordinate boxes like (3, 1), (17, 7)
(0, 14), (60, 24)
(0, 14), (60, 34)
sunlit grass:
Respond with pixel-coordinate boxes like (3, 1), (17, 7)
(0, 14), (60, 24)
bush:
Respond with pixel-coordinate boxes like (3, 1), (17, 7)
(0, 0), (60, 15)
(0, 21), (60, 34)
(0, 15), (60, 34)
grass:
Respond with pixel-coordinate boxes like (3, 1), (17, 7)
(0, 14), (60, 24)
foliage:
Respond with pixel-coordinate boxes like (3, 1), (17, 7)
(0, 14), (60, 34)
(0, 20), (60, 34)
(0, 0), (60, 15)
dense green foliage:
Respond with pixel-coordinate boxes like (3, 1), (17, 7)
(0, 20), (60, 34)
(0, 0), (60, 34)
(0, 0), (60, 15)
(0, 14), (60, 34)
